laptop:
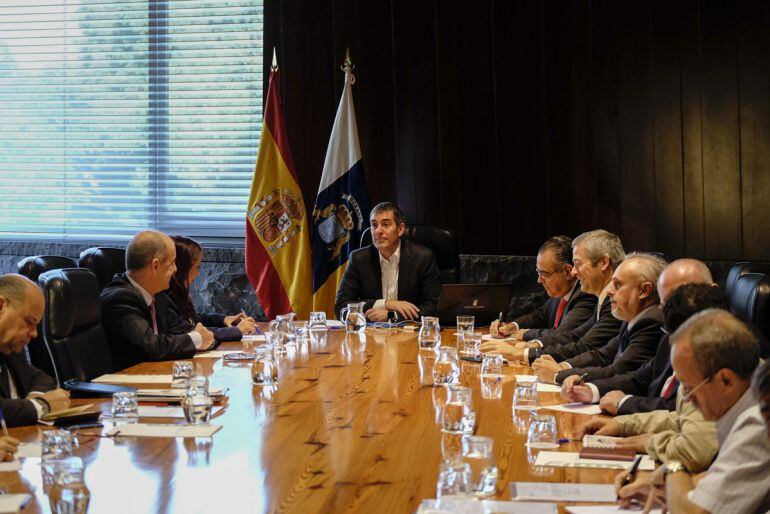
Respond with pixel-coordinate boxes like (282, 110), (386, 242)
(437, 283), (514, 327)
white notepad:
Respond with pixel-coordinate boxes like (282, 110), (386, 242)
(138, 406), (223, 419)
(0, 494), (31, 513)
(16, 442), (42, 459)
(540, 403), (602, 415)
(240, 334), (267, 343)
(418, 499), (557, 514)
(510, 482), (617, 502)
(0, 459), (21, 472)
(566, 507), (662, 514)
(107, 423), (221, 438)
(534, 451), (655, 471)
(482, 334), (516, 342)
(194, 350), (246, 359)
(93, 374), (173, 384)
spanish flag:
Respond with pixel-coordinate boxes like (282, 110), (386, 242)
(245, 54), (312, 319)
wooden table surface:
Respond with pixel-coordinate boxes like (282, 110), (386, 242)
(4, 327), (621, 514)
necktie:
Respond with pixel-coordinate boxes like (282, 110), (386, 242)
(660, 376), (678, 398)
(553, 298), (568, 328)
(0, 355), (10, 397)
(150, 301), (159, 335)
(616, 326), (631, 357)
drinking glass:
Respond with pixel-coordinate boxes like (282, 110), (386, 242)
(480, 353), (504, 400)
(48, 456), (90, 514)
(436, 460), (470, 499)
(456, 315), (475, 336)
(441, 432), (464, 462)
(461, 435), (498, 498)
(111, 391), (139, 423)
(294, 320), (310, 342)
(252, 347), (278, 385)
(42, 430), (73, 462)
(527, 413), (559, 449)
(308, 311), (327, 330)
(433, 347), (459, 386)
(265, 330), (283, 353)
(461, 331), (482, 357)
(419, 316), (441, 349)
(171, 360), (194, 389)
(512, 378), (539, 411)
(340, 302), (367, 333)
(418, 349), (436, 386)
(442, 384), (475, 434)
(182, 376), (212, 425)
(269, 313), (296, 349)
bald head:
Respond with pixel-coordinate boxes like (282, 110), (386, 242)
(0, 274), (44, 353)
(126, 230), (174, 272)
(0, 274), (39, 304)
(658, 259), (715, 305)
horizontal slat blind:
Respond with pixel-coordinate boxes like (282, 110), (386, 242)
(0, 0), (263, 241)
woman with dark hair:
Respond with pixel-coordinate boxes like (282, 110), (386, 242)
(166, 236), (256, 342)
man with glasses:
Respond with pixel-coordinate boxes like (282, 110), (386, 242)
(488, 235), (596, 341)
(614, 309), (770, 513)
(481, 229), (623, 364)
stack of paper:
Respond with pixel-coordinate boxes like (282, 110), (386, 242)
(510, 482), (617, 502)
(137, 405), (224, 419)
(533, 451), (655, 471)
(107, 423), (222, 438)
(417, 499), (557, 514)
(241, 334), (267, 343)
(540, 403), (602, 415)
(93, 374), (173, 385)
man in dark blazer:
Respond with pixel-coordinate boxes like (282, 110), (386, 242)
(563, 260), (721, 414)
(0, 274), (70, 427)
(334, 202), (441, 322)
(101, 230), (215, 370)
(536, 252), (667, 384)
(490, 235), (597, 341)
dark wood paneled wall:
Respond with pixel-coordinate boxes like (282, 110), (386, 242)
(265, 0), (770, 260)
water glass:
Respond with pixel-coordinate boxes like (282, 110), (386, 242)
(461, 435), (499, 498)
(171, 360), (194, 389)
(182, 376), (212, 425)
(252, 347), (278, 385)
(418, 349), (436, 386)
(111, 391), (139, 423)
(456, 315), (475, 335)
(527, 413), (559, 449)
(265, 330), (283, 353)
(480, 353), (505, 400)
(42, 430), (73, 462)
(436, 460), (470, 499)
(419, 316), (441, 349)
(442, 385), (475, 434)
(512, 379), (539, 411)
(433, 347), (460, 386)
(294, 320), (310, 342)
(441, 432), (464, 462)
(309, 311), (327, 330)
(48, 456), (90, 514)
(461, 331), (482, 357)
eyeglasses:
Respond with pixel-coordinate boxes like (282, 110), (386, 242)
(535, 268), (566, 278)
(682, 375), (711, 402)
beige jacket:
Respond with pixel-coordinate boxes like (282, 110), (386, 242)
(614, 388), (718, 472)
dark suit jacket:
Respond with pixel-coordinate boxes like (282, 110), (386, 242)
(165, 290), (242, 343)
(555, 305), (664, 384)
(515, 282), (597, 341)
(589, 332), (677, 414)
(101, 274), (197, 370)
(530, 294), (622, 364)
(0, 351), (57, 427)
(334, 240), (441, 319)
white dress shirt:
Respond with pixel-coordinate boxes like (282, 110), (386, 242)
(373, 242), (401, 310)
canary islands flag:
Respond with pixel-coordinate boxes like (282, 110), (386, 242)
(311, 65), (370, 316)
(245, 59), (312, 320)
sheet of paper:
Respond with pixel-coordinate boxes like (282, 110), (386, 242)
(0, 459), (21, 472)
(566, 506), (662, 514)
(540, 403), (602, 415)
(0, 494), (31, 513)
(537, 383), (563, 393)
(515, 374), (538, 382)
(138, 406), (223, 419)
(482, 334), (515, 342)
(240, 334), (267, 343)
(418, 499), (557, 514)
(107, 423), (221, 438)
(510, 482), (617, 502)
(17, 442), (42, 459)
(534, 451), (655, 471)
(326, 320), (344, 328)
(93, 374), (173, 384)
(194, 350), (247, 359)
(583, 434), (624, 449)
(40, 403), (95, 422)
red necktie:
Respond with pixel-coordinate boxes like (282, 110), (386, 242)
(150, 301), (159, 335)
(553, 298), (568, 328)
(661, 376), (678, 398)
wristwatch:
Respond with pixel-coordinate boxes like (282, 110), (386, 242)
(663, 460), (686, 477)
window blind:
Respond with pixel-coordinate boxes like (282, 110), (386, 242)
(0, 0), (263, 242)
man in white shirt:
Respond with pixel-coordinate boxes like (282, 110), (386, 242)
(334, 202), (441, 322)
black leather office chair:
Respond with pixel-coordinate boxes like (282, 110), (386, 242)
(78, 247), (126, 291)
(729, 272), (770, 358)
(725, 262), (770, 303)
(38, 268), (131, 396)
(360, 224), (460, 284)
(16, 255), (78, 378)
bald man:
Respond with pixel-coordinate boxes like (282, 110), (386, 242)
(0, 274), (70, 427)
(101, 230), (215, 370)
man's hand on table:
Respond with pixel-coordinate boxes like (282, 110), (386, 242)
(578, 416), (620, 437)
(385, 300), (419, 320)
(29, 388), (71, 413)
(194, 323), (215, 349)
(561, 374), (594, 403)
(489, 320), (526, 340)
(531, 355), (569, 383)
(365, 308), (389, 322)
(0, 437), (19, 462)
(479, 340), (525, 362)
(599, 390), (627, 415)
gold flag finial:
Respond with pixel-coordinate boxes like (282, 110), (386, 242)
(341, 48), (354, 74)
(271, 47), (278, 71)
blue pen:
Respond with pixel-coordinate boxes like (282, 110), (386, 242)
(0, 407), (9, 438)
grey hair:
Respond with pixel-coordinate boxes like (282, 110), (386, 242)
(623, 252), (667, 289)
(752, 360), (770, 400)
(126, 230), (173, 271)
(572, 229), (625, 269)
(671, 308), (759, 381)
(0, 274), (37, 305)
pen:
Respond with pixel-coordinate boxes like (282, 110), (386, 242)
(618, 454), (643, 499)
(574, 372), (590, 386)
(0, 409), (9, 439)
(496, 311), (503, 338)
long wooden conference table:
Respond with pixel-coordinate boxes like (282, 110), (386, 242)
(4, 327), (624, 513)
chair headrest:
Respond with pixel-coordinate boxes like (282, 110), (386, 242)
(17, 255), (77, 282)
(725, 262), (770, 301)
(39, 268), (101, 339)
(78, 247), (126, 290)
(731, 273), (770, 337)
